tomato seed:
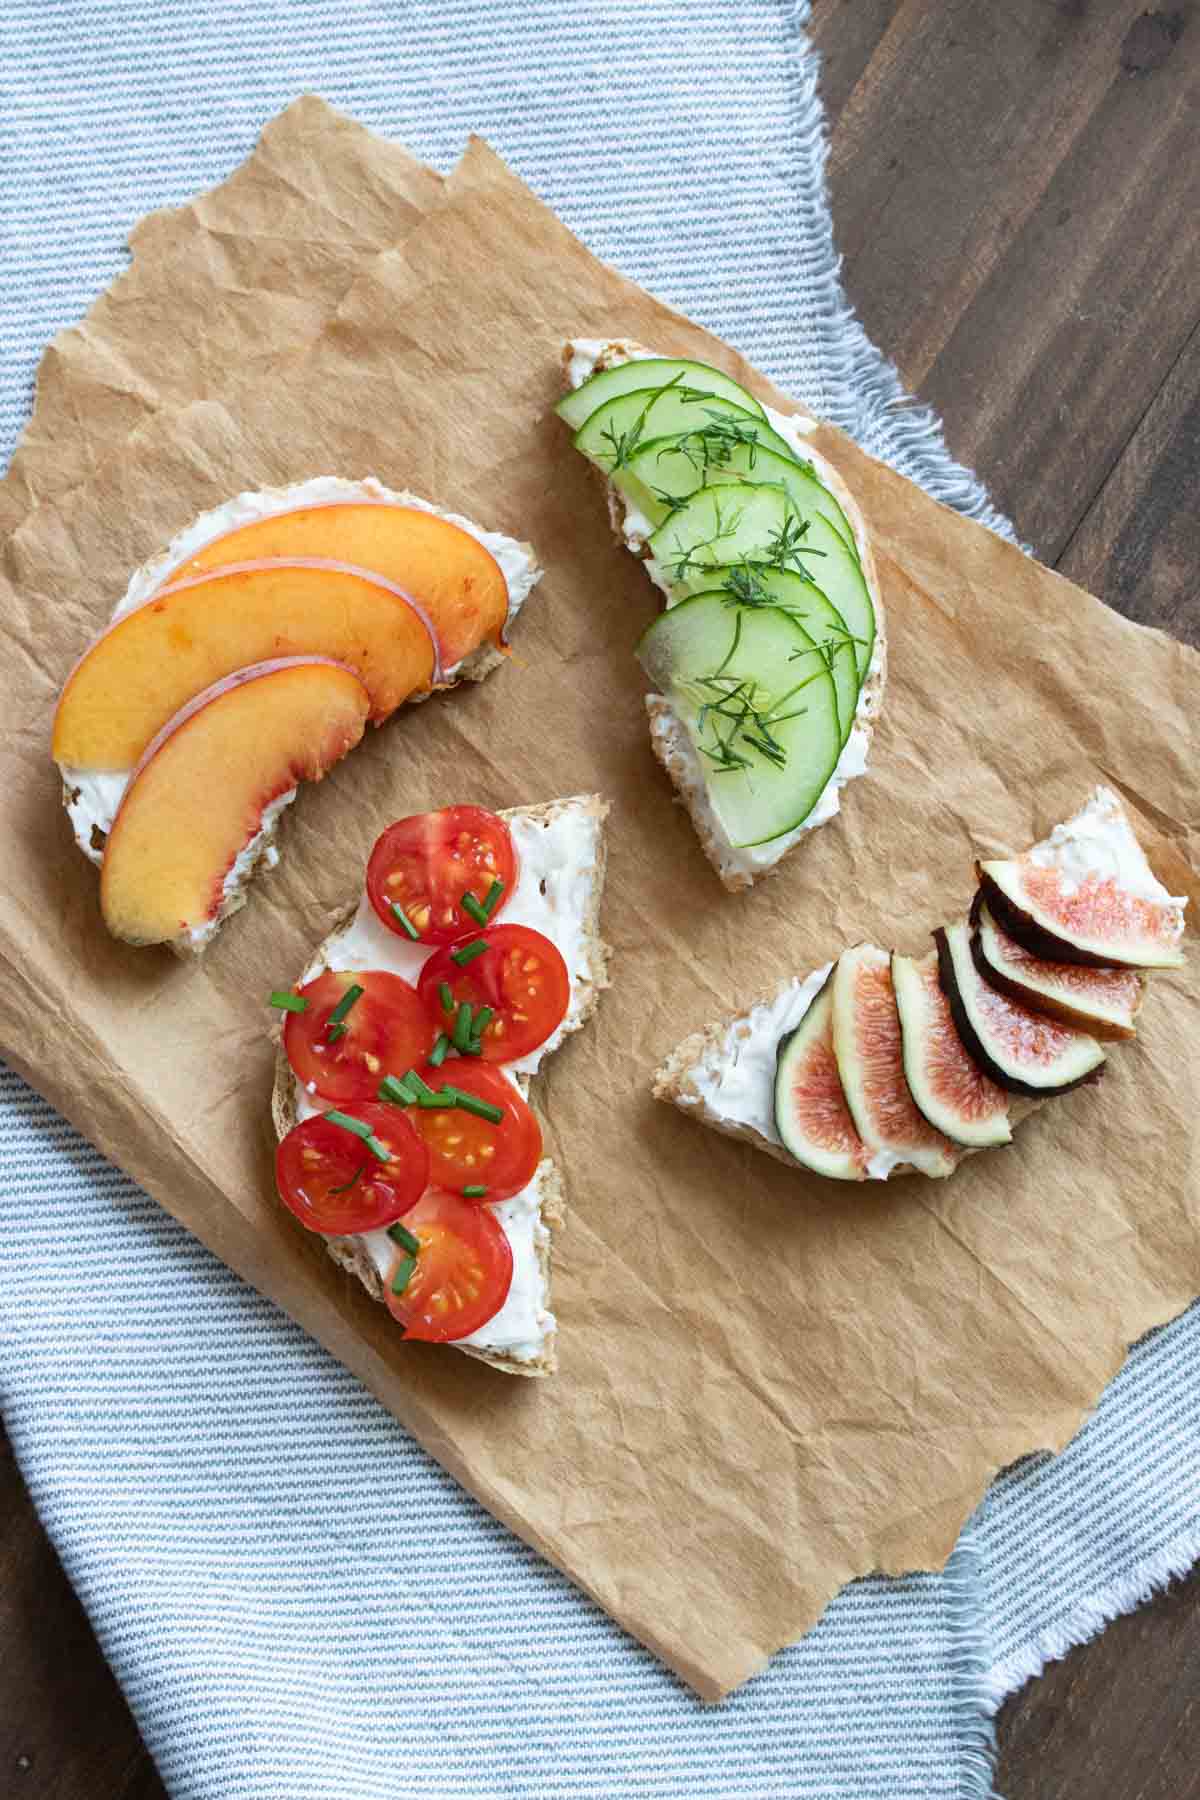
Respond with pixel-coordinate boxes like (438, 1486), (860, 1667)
(364, 1053), (380, 1074)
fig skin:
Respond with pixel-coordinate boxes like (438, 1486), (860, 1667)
(969, 895), (1141, 1041)
(975, 862), (1181, 971)
(934, 925), (1106, 1100)
(891, 948), (1011, 1149)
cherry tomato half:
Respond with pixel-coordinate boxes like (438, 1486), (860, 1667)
(417, 924), (570, 1063)
(384, 1189), (513, 1342)
(366, 806), (516, 945)
(404, 1059), (542, 1199)
(276, 1103), (431, 1235)
(284, 969), (436, 1104)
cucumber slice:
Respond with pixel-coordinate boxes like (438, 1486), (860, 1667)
(637, 592), (842, 847)
(575, 387), (792, 473)
(557, 357), (765, 431)
(649, 483), (876, 682)
(693, 564), (860, 746)
(626, 437), (857, 555)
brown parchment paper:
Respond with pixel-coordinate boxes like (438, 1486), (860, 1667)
(2, 100), (1200, 1702)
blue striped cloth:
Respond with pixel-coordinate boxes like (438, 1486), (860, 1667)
(2, 5), (1197, 1797)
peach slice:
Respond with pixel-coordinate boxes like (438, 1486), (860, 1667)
(100, 657), (369, 947)
(170, 501), (509, 669)
(53, 559), (437, 773)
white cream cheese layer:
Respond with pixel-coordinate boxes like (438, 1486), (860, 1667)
(1027, 786), (1187, 915)
(646, 702), (873, 882)
(676, 965), (923, 1183)
(565, 339), (877, 877)
(185, 788), (297, 951)
(59, 475), (542, 865)
(293, 798), (603, 1362)
(678, 964), (832, 1146)
(62, 768), (130, 863)
(354, 1185), (550, 1359)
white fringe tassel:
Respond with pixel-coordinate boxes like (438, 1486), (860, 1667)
(942, 1527), (1005, 1800)
(982, 1526), (1200, 1714)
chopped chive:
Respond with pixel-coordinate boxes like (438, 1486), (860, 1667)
(364, 1134), (392, 1164)
(269, 991), (307, 1013)
(404, 1069), (436, 1101)
(326, 983), (364, 1027)
(460, 890), (490, 928)
(438, 980), (454, 1015)
(377, 1073), (417, 1106)
(390, 902), (421, 941)
(450, 937), (489, 967)
(481, 878), (505, 919)
(387, 1221), (420, 1253)
(443, 1086), (504, 1124)
(462, 1184), (488, 1198)
(429, 1033), (451, 1068)
(390, 1253), (417, 1297)
(453, 1001), (475, 1053)
(324, 982), (364, 1042)
(329, 1163), (367, 1197)
(324, 1110), (373, 1140)
(418, 1092), (457, 1109)
(465, 1005), (494, 1057)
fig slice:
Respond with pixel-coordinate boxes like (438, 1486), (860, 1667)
(892, 949), (1011, 1148)
(934, 920), (1106, 1097)
(977, 857), (1184, 972)
(773, 973), (869, 1181)
(830, 944), (959, 1179)
(972, 901), (1144, 1040)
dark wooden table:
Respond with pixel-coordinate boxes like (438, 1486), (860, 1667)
(3, 3), (1198, 1793)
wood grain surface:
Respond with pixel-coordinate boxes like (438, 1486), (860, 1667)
(3, 2), (1198, 1793)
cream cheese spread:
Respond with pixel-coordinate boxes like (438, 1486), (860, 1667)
(1027, 785), (1187, 913)
(355, 1184), (549, 1361)
(677, 961), (903, 1183)
(675, 964), (920, 1182)
(184, 787), (297, 951)
(677, 964), (833, 1147)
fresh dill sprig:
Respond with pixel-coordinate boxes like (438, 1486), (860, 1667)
(597, 371), (687, 470)
(599, 417), (647, 472)
(649, 486), (691, 518)
(720, 563), (774, 609)
(662, 413), (763, 476)
(667, 495), (748, 583)
(718, 561), (866, 685)
(760, 507), (828, 580)
(684, 613), (829, 775)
